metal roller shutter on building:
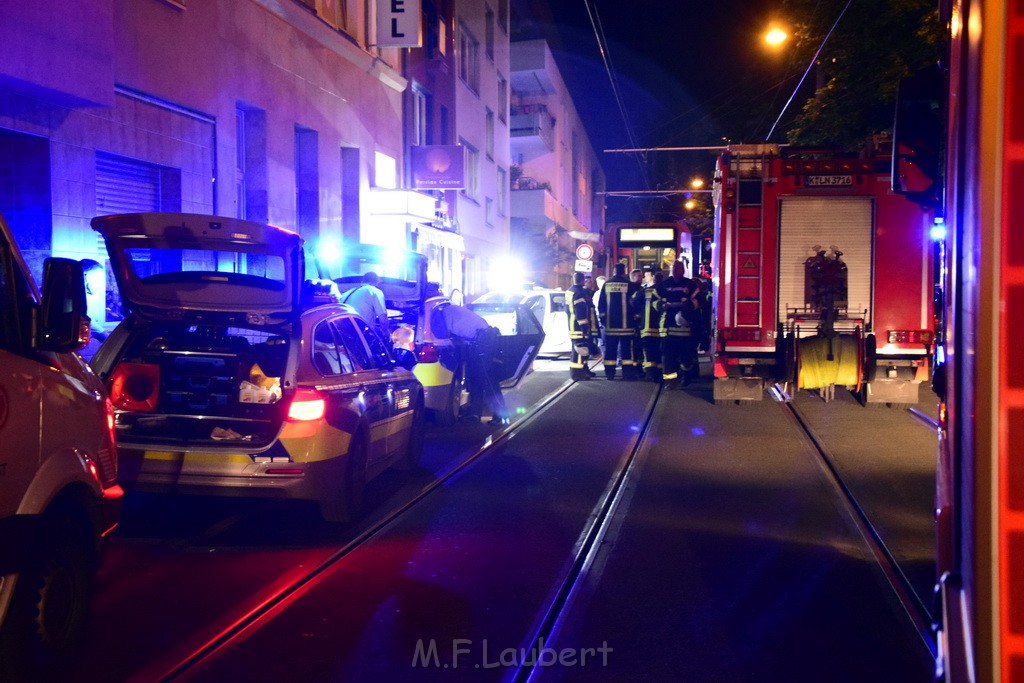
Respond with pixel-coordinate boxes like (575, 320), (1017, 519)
(96, 152), (161, 216)
(776, 196), (873, 326)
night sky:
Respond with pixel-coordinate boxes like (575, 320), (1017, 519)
(517, 1), (806, 222)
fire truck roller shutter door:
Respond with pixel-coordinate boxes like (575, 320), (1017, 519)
(777, 197), (874, 325)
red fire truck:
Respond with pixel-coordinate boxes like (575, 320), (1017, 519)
(710, 143), (936, 405)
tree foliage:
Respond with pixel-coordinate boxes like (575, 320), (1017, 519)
(781, 0), (943, 151)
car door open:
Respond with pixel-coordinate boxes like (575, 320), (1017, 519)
(466, 302), (545, 388)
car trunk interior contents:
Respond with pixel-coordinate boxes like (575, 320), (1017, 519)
(108, 323), (289, 446)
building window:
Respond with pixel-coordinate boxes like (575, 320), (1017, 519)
(425, 3), (447, 58)
(341, 147), (360, 244)
(461, 139), (479, 200)
(497, 167), (507, 216)
(458, 22), (480, 94)
(96, 152), (181, 216)
(485, 197), (494, 226)
(236, 104), (268, 223)
(497, 73), (508, 123)
(485, 5), (495, 61)
(497, 0), (508, 33)
(571, 132), (581, 218)
(485, 108), (495, 159)
(440, 106), (451, 145)
(411, 84), (430, 146)
(295, 126), (319, 239)
(375, 151), (397, 189)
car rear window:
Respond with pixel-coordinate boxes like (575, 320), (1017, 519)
(124, 247), (286, 290)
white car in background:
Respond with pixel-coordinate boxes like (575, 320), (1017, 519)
(471, 288), (570, 357)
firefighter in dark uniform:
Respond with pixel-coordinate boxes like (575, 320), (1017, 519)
(635, 269), (664, 381)
(566, 272), (596, 381)
(627, 268), (645, 379)
(598, 263), (642, 379)
(655, 259), (702, 388)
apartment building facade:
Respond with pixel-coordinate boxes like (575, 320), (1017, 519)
(404, 0), (512, 299)
(509, 39), (606, 290)
(0, 0), (416, 330)
(0, 1), (566, 312)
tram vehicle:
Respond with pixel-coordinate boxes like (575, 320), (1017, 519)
(922, 1), (1023, 680)
(609, 221), (694, 276)
(710, 143), (936, 405)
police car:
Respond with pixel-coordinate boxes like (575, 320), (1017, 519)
(90, 213), (424, 522)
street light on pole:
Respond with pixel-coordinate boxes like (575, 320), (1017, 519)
(765, 27), (788, 47)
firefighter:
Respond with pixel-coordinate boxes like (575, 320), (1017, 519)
(635, 269), (664, 381)
(628, 268), (645, 376)
(656, 259), (702, 389)
(597, 263), (642, 379)
(566, 272), (596, 381)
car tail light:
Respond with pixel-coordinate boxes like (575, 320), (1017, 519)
(287, 388), (326, 421)
(416, 342), (441, 363)
(108, 362), (160, 411)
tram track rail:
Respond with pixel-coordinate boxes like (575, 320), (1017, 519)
(159, 375), (581, 681)
(779, 391), (939, 661)
(512, 383), (664, 682)
(159, 368), (936, 680)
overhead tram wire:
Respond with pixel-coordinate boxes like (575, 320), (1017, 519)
(765, 0), (855, 141)
(582, 0), (653, 197)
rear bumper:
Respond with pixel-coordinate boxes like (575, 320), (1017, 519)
(118, 448), (346, 503)
(415, 361), (457, 412)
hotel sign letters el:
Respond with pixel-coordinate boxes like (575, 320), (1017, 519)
(376, 0), (422, 48)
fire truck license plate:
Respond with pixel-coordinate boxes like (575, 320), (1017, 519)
(807, 175), (853, 186)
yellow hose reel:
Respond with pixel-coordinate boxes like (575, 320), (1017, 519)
(796, 334), (862, 390)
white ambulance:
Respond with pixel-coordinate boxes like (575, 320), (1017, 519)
(0, 214), (122, 678)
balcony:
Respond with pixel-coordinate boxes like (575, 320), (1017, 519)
(510, 104), (555, 159)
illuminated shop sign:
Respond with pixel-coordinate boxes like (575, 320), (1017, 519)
(411, 145), (466, 190)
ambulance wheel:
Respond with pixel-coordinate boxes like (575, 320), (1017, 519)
(0, 511), (95, 680)
(320, 432), (367, 523)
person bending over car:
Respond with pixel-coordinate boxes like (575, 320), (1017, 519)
(439, 302), (510, 426)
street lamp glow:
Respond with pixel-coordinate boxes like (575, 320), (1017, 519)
(765, 28), (788, 47)
(684, 199), (697, 211)
(690, 178), (705, 190)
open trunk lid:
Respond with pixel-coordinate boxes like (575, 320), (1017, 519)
(92, 213), (303, 325)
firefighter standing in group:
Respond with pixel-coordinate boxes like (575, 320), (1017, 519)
(566, 272), (597, 381)
(628, 268), (645, 379)
(655, 259), (702, 389)
(635, 268), (664, 381)
(597, 263), (642, 380)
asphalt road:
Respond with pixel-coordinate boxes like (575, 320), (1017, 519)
(71, 359), (938, 682)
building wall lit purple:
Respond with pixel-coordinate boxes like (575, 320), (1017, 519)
(0, 0), (407, 325)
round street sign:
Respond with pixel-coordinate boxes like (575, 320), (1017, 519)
(575, 243), (594, 260)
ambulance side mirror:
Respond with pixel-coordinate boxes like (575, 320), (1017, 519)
(36, 257), (90, 353)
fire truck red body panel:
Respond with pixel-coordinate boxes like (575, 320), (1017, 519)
(712, 144), (933, 403)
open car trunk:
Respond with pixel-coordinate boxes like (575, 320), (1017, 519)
(106, 322), (291, 448)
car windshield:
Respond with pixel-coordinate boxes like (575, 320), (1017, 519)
(474, 292), (524, 305)
(123, 247), (287, 290)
